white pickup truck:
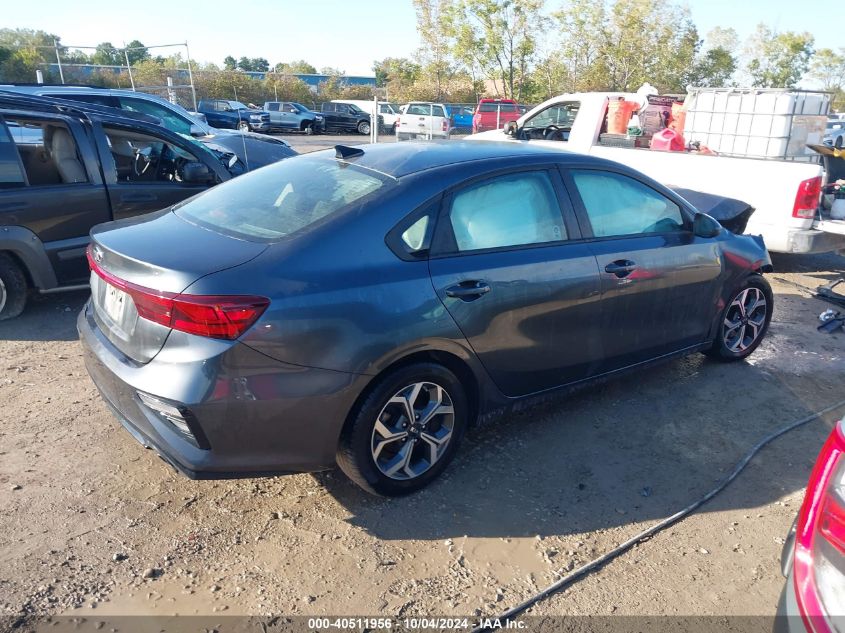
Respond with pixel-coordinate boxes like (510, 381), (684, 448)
(470, 92), (845, 255)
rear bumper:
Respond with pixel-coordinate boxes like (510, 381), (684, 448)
(782, 227), (845, 254)
(78, 302), (366, 478)
(774, 571), (806, 633)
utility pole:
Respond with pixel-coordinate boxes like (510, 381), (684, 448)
(185, 41), (198, 111)
(54, 40), (65, 84)
(123, 43), (136, 90)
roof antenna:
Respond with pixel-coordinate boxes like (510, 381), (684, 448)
(335, 145), (365, 159)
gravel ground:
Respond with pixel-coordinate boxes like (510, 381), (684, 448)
(0, 177), (844, 627)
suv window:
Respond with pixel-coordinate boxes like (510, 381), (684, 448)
(5, 117), (88, 186)
(570, 170), (685, 237)
(432, 105), (446, 117)
(0, 121), (26, 187)
(175, 157), (390, 241)
(449, 171), (566, 252)
(118, 97), (194, 135)
(283, 103), (298, 113)
(322, 103), (335, 112)
(102, 125), (209, 185)
(407, 104), (430, 116)
(266, 102), (280, 111)
(44, 93), (120, 108)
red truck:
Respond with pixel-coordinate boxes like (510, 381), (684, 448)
(472, 98), (521, 133)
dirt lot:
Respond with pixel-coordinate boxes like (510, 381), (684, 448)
(1, 158), (845, 627)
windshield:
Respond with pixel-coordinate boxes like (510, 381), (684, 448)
(228, 101), (251, 111)
(348, 105), (364, 115)
(174, 156), (391, 241)
(291, 102), (309, 112)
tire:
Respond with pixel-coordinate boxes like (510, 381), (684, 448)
(237, 120), (249, 133)
(357, 120), (371, 135)
(337, 363), (468, 496)
(704, 274), (773, 362)
(304, 122), (314, 135)
(0, 253), (28, 321)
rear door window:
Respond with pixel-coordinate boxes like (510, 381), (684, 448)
(5, 117), (88, 186)
(0, 119), (26, 187)
(447, 171), (567, 252)
(570, 170), (685, 237)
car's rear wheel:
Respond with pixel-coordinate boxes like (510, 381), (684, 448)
(704, 275), (772, 361)
(0, 253), (28, 320)
(337, 363), (467, 496)
(357, 120), (371, 135)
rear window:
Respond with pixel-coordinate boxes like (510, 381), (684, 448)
(174, 157), (390, 241)
(479, 102), (518, 113)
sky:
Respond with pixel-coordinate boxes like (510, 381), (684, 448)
(5, 0), (841, 76)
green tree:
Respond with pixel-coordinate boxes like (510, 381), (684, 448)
(124, 39), (150, 65)
(0, 28), (63, 82)
(687, 46), (736, 87)
(91, 42), (122, 66)
(274, 60), (317, 74)
(413, 0), (457, 99)
(373, 57), (421, 98)
(447, 0), (545, 100)
(237, 56), (253, 71)
(809, 48), (845, 92)
(223, 55), (237, 70)
(746, 24), (814, 88)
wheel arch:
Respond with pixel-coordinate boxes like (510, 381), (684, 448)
(0, 227), (58, 290)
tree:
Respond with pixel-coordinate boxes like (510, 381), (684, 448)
(687, 46), (736, 87)
(274, 60), (317, 74)
(91, 42), (122, 66)
(446, 0), (545, 100)
(237, 56), (253, 71)
(746, 24), (814, 88)
(223, 55), (237, 70)
(0, 28), (64, 82)
(251, 57), (270, 72)
(413, 0), (457, 99)
(551, 0), (608, 93)
(809, 48), (845, 92)
(124, 40), (150, 65)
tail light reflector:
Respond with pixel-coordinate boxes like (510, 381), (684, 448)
(87, 247), (269, 340)
(793, 419), (845, 633)
(793, 176), (822, 219)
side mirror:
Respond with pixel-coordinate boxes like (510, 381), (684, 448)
(189, 124), (205, 137)
(693, 212), (722, 238)
(503, 120), (518, 137)
(181, 162), (213, 184)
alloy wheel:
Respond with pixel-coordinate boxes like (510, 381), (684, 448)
(0, 277), (6, 313)
(370, 381), (455, 481)
(722, 287), (767, 353)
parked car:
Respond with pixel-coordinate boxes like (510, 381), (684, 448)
(262, 101), (325, 134)
(79, 140), (773, 496)
(396, 102), (451, 140)
(824, 119), (845, 149)
(332, 100), (400, 133)
(776, 418), (845, 632)
(472, 98), (521, 133)
(469, 91), (845, 255)
(320, 102), (381, 135)
(449, 105), (475, 132)
(0, 85), (293, 171)
(0, 91), (292, 320)
(196, 99), (272, 133)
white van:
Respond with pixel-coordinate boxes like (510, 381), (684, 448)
(331, 100), (400, 133)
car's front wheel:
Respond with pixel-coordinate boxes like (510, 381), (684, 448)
(704, 275), (773, 361)
(237, 120), (250, 133)
(337, 363), (468, 496)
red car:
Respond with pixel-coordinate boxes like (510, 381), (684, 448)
(777, 418), (845, 632)
(472, 99), (521, 133)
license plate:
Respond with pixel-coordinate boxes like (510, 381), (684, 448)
(103, 283), (129, 323)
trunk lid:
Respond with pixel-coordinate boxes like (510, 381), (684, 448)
(88, 210), (267, 363)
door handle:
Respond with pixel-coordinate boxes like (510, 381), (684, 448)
(604, 260), (637, 278)
(120, 193), (157, 203)
(445, 280), (491, 301)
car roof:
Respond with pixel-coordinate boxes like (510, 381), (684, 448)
(0, 90), (161, 126)
(329, 140), (613, 178)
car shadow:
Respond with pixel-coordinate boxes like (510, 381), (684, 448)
(317, 292), (843, 540)
(0, 290), (88, 342)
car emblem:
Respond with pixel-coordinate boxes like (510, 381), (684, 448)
(92, 246), (104, 264)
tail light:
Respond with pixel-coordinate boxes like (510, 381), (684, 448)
(793, 419), (845, 633)
(442, 119), (448, 132)
(793, 176), (822, 219)
(87, 247), (269, 340)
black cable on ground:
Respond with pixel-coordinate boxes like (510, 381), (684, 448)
(475, 398), (845, 631)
